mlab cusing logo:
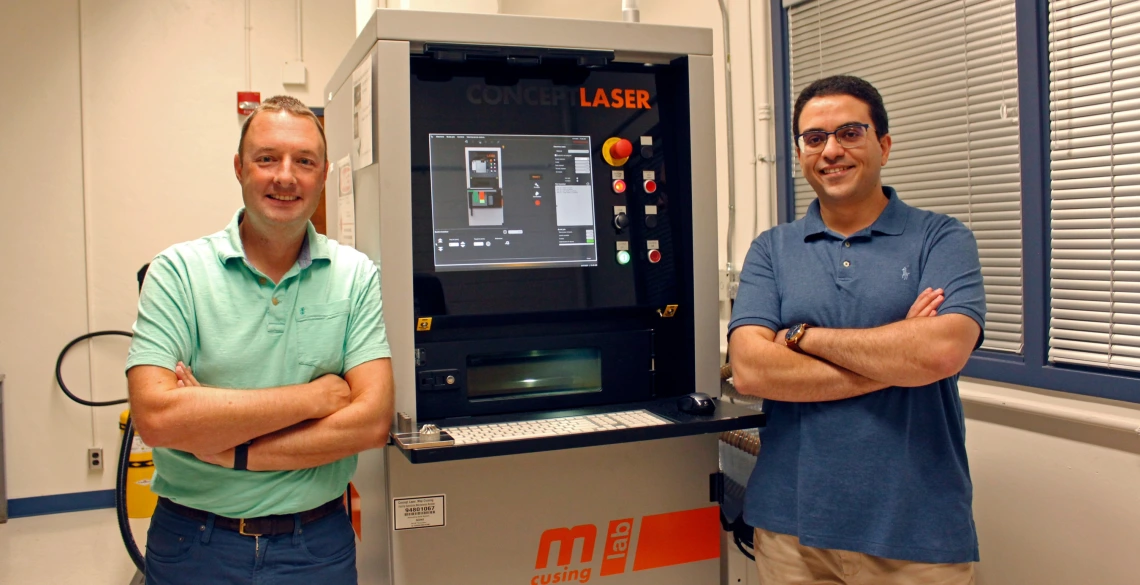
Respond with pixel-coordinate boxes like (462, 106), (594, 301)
(531, 507), (720, 585)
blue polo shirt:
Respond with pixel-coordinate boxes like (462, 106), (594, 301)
(728, 187), (985, 563)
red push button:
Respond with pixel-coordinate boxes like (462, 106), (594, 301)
(612, 179), (627, 193)
(603, 137), (633, 167)
(610, 138), (633, 160)
(643, 179), (657, 193)
(648, 249), (662, 264)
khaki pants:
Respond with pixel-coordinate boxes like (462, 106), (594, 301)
(754, 528), (975, 585)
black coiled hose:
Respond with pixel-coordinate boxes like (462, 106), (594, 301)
(735, 531), (756, 561)
(55, 329), (146, 574)
(54, 331), (133, 406)
(116, 415), (147, 573)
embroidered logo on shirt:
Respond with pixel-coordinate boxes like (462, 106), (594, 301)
(901, 267), (910, 281)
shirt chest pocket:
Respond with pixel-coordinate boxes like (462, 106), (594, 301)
(294, 299), (351, 372)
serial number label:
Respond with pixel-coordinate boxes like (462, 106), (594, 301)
(393, 495), (446, 530)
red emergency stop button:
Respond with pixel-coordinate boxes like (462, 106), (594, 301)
(602, 137), (633, 167)
(610, 139), (633, 160)
(612, 179), (627, 193)
(648, 249), (662, 264)
(643, 179), (657, 193)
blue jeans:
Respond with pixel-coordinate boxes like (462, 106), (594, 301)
(144, 499), (357, 585)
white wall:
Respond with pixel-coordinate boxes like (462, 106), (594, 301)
(391, 0), (498, 12)
(499, 0), (618, 21)
(0, 0), (356, 499)
(963, 379), (1140, 585)
(0, 0), (98, 499)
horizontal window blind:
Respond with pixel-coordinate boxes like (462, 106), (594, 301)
(1049, 0), (1140, 370)
(787, 0), (1025, 353)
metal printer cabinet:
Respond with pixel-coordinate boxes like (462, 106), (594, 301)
(324, 10), (762, 585)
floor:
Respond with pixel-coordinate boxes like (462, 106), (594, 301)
(0, 509), (146, 584)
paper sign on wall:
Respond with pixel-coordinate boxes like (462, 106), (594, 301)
(337, 155), (356, 248)
(351, 55), (374, 168)
(393, 495), (445, 531)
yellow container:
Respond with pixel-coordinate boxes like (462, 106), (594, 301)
(119, 410), (158, 519)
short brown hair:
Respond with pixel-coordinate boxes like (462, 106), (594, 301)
(237, 95), (327, 162)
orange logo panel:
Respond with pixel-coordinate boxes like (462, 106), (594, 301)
(631, 506), (720, 572)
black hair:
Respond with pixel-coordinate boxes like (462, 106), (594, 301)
(792, 75), (889, 139)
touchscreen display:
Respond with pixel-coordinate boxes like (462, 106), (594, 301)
(428, 133), (599, 272)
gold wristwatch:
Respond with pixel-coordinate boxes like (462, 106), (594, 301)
(785, 323), (811, 353)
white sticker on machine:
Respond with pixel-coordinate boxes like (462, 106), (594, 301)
(393, 495), (446, 530)
(131, 436), (152, 454)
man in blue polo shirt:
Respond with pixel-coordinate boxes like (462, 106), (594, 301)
(729, 75), (985, 583)
(126, 95), (393, 584)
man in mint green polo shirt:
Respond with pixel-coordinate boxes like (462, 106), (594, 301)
(126, 95), (393, 585)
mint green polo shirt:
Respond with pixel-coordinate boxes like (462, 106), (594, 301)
(126, 209), (390, 518)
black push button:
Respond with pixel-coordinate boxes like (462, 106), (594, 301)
(613, 212), (631, 232)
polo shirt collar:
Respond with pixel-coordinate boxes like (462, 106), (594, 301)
(215, 209), (244, 261)
(803, 200), (829, 239)
(216, 208), (330, 269)
(868, 187), (907, 236)
(303, 218), (331, 265)
(802, 186), (907, 240)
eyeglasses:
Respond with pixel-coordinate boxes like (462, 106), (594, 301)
(795, 123), (871, 154)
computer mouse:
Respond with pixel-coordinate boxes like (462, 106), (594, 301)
(677, 392), (716, 415)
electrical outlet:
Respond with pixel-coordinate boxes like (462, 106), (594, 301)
(87, 448), (103, 471)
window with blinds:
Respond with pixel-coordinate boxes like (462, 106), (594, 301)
(1048, 0), (1140, 371)
(786, 0), (1025, 353)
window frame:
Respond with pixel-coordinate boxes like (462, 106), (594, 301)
(770, 0), (1140, 404)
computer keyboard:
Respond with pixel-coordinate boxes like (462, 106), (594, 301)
(442, 409), (671, 445)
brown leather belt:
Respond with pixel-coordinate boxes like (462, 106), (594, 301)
(157, 497), (343, 537)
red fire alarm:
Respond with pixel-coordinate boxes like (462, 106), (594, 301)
(237, 91), (261, 115)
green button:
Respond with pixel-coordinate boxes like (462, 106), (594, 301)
(616, 250), (632, 265)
